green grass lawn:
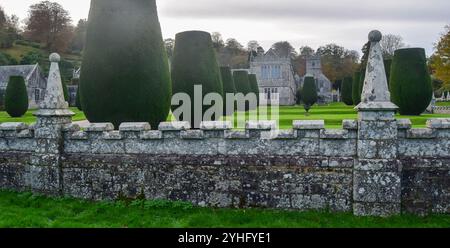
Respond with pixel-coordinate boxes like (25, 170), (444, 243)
(0, 108), (85, 124)
(436, 101), (450, 107)
(1, 103), (449, 129)
(0, 191), (448, 228)
(228, 103), (450, 129)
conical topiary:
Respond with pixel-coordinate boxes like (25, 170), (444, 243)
(171, 31), (223, 128)
(342, 76), (353, 106)
(390, 48), (432, 115)
(220, 66), (236, 116)
(302, 76), (318, 113)
(80, 0), (172, 128)
(248, 74), (260, 108)
(352, 71), (361, 105)
(234, 70), (252, 95)
(5, 76), (28, 117)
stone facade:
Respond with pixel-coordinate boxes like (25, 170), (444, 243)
(0, 64), (47, 108)
(299, 55), (333, 103)
(249, 48), (297, 105)
(0, 34), (449, 217)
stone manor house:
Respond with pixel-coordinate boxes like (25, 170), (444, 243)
(0, 64), (47, 109)
(247, 47), (333, 105)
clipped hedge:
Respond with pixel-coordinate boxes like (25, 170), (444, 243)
(5, 76), (28, 117)
(80, 0), (172, 128)
(171, 31), (223, 127)
(302, 76), (318, 113)
(220, 66), (236, 116)
(390, 48), (432, 115)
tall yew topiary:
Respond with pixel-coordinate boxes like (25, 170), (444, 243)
(342, 76), (353, 105)
(5, 76), (28, 117)
(233, 70), (253, 111)
(248, 74), (260, 108)
(352, 71), (361, 105)
(233, 70), (252, 95)
(80, 0), (172, 128)
(220, 66), (236, 116)
(171, 31), (223, 127)
(390, 48), (432, 115)
(302, 76), (318, 114)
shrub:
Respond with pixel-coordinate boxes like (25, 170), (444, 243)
(5, 76), (28, 117)
(220, 66), (236, 115)
(296, 87), (302, 104)
(248, 74), (260, 108)
(233, 70), (253, 111)
(390, 48), (432, 115)
(342, 76), (353, 105)
(80, 0), (172, 129)
(302, 76), (318, 113)
(352, 71), (361, 105)
(233, 70), (252, 95)
(171, 31), (223, 127)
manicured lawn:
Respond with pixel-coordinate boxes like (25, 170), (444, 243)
(0, 191), (448, 228)
(0, 108), (85, 124)
(436, 101), (450, 106)
(229, 103), (450, 129)
(1, 103), (449, 129)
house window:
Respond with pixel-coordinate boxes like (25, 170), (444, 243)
(261, 65), (270, 79)
(35, 89), (40, 101)
(264, 88), (279, 100)
(271, 65), (281, 79)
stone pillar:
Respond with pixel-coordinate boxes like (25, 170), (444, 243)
(29, 53), (74, 195)
(353, 31), (401, 216)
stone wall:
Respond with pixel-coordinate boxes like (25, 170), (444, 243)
(0, 119), (448, 216)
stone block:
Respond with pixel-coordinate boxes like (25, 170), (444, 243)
(140, 131), (163, 140)
(0, 123), (28, 131)
(158, 121), (190, 131)
(246, 120), (276, 130)
(397, 119), (412, 130)
(224, 130), (250, 139)
(293, 120), (325, 130)
(85, 123), (114, 132)
(102, 131), (123, 140)
(427, 118), (450, 129)
(358, 120), (397, 140)
(261, 130), (297, 140)
(200, 121), (232, 130)
(353, 171), (401, 203)
(342, 120), (358, 130)
(181, 130), (204, 140)
(406, 129), (436, 139)
(119, 122), (151, 132)
(320, 129), (349, 139)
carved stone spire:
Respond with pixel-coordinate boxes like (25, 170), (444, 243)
(356, 30), (398, 111)
(34, 53), (74, 117)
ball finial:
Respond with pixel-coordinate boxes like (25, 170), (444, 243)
(369, 30), (382, 42)
(49, 53), (61, 63)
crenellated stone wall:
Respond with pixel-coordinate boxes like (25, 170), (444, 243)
(0, 119), (448, 216)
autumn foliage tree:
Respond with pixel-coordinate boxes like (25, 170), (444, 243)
(24, 1), (74, 52)
(431, 25), (450, 92)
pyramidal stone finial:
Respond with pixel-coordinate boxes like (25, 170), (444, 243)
(34, 53), (74, 117)
(357, 30), (398, 111)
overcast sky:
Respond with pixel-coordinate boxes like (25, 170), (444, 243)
(1, 0), (449, 55)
